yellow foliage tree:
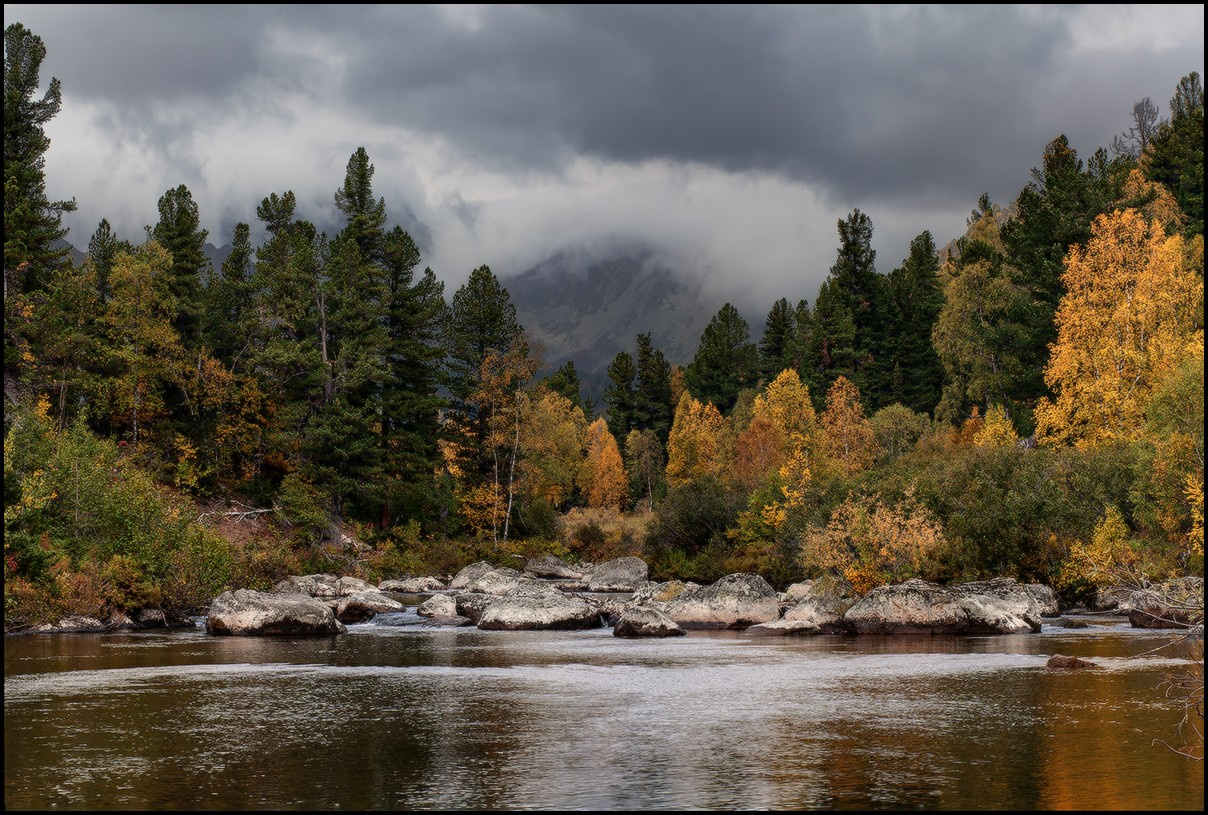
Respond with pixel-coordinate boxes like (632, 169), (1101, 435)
(1035, 209), (1203, 447)
(581, 418), (629, 510)
(819, 376), (879, 477)
(665, 392), (726, 488)
(518, 390), (588, 509)
(752, 368), (816, 441)
(1057, 506), (1143, 591)
(973, 404), (1018, 448)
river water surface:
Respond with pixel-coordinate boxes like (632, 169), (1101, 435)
(4, 608), (1204, 810)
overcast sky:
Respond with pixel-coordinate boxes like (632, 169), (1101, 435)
(6, 4), (1204, 313)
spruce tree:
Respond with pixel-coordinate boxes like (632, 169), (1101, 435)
(151, 184), (211, 347)
(685, 302), (758, 413)
(1145, 72), (1204, 236)
(633, 332), (673, 443)
(884, 231), (944, 414)
(758, 297), (795, 381)
(603, 350), (637, 441)
(4, 22), (76, 381)
(379, 226), (447, 525)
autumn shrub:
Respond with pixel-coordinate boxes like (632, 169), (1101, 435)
(561, 506), (649, 563)
(800, 491), (946, 594)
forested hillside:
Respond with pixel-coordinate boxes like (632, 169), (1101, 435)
(4, 22), (1202, 625)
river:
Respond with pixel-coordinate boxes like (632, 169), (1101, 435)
(4, 608), (1204, 810)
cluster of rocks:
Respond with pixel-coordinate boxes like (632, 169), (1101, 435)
(202, 554), (1087, 641)
(27, 607), (195, 634)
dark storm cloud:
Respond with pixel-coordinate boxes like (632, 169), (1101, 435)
(15, 4), (1201, 211)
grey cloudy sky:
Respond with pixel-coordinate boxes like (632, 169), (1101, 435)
(6, 4), (1204, 313)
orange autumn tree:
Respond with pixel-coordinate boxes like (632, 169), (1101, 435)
(581, 418), (629, 510)
(1035, 208), (1203, 447)
(819, 376), (878, 477)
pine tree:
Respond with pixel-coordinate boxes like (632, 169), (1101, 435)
(758, 297), (795, 381)
(446, 265), (523, 405)
(633, 332), (673, 443)
(811, 209), (888, 400)
(884, 231), (944, 414)
(4, 22), (76, 381)
(86, 219), (132, 304)
(151, 184), (211, 348)
(204, 222), (255, 368)
(541, 359), (594, 416)
(379, 226), (447, 525)
(3, 22), (76, 292)
(334, 146), (388, 263)
(685, 302), (758, 412)
(1144, 71), (1204, 236)
(603, 350), (637, 441)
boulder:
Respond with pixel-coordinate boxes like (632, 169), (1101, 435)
(959, 577), (1055, 622)
(417, 594), (458, 618)
(449, 561), (498, 590)
(337, 576), (374, 596)
(750, 577), (859, 636)
(587, 556), (650, 592)
(476, 592), (601, 631)
(843, 578), (1042, 635)
(379, 576), (446, 593)
(664, 573), (780, 630)
(1047, 654), (1098, 670)
(613, 606), (686, 638)
(464, 568), (524, 596)
(453, 592), (497, 624)
(272, 574), (341, 598)
(206, 589), (346, 636)
(333, 591), (406, 623)
(630, 580), (698, 606)
(524, 554), (587, 580)
(781, 581), (814, 603)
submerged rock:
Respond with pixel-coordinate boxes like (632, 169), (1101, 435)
(32, 615), (107, 634)
(206, 589), (346, 636)
(613, 605), (686, 638)
(1046, 654), (1098, 670)
(664, 573), (780, 630)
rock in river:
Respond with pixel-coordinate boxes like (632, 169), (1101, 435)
(206, 589), (346, 636)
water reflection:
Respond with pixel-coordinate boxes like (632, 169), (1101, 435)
(5, 622), (1203, 810)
